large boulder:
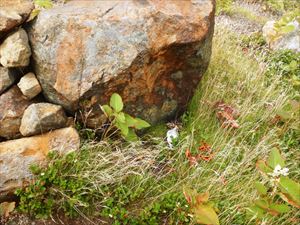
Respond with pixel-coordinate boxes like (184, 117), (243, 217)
(0, 86), (34, 139)
(28, 0), (215, 127)
(0, 127), (80, 193)
(0, 0), (34, 38)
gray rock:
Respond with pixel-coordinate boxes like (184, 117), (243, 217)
(0, 28), (31, 67)
(263, 20), (300, 52)
(0, 85), (34, 139)
(17, 72), (42, 99)
(0, 67), (15, 94)
(28, 0), (215, 127)
(0, 127), (80, 193)
(20, 103), (68, 136)
(0, 0), (34, 38)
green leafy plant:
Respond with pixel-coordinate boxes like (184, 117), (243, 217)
(101, 93), (150, 141)
(183, 188), (220, 225)
(100, 188), (190, 225)
(265, 50), (300, 88)
(241, 32), (267, 49)
(249, 148), (300, 219)
(268, 11), (300, 43)
(216, 0), (234, 15)
(15, 152), (93, 218)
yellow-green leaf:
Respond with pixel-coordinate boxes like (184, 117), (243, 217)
(269, 204), (290, 214)
(125, 128), (138, 142)
(101, 104), (113, 117)
(267, 148), (285, 169)
(26, 8), (40, 22)
(134, 118), (151, 129)
(279, 177), (300, 207)
(125, 114), (137, 127)
(256, 160), (273, 174)
(193, 204), (220, 225)
(34, 0), (53, 9)
(110, 93), (123, 113)
(116, 112), (126, 123)
(255, 182), (268, 196)
(116, 121), (128, 137)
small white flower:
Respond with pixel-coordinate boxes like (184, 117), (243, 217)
(269, 164), (289, 177)
(274, 165), (281, 173)
(40, 172), (45, 176)
(166, 127), (179, 149)
(281, 167), (289, 176)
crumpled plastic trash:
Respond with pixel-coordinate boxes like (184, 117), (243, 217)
(166, 126), (179, 149)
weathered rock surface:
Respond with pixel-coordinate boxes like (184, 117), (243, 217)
(20, 103), (68, 136)
(0, 127), (80, 193)
(28, 0), (215, 126)
(0, 67), (15, 94)
(17, 72), (42, 99)
(0, 0), (34, 38)
(263, 20), (300, 52)
(0, 28), (31, 67)
(0, 86), (34, 139)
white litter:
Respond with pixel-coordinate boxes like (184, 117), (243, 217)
(166, 126), (179, 149)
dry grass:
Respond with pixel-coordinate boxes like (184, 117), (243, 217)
(72, 25), (299, 224)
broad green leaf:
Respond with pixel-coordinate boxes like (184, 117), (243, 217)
(124, 114), (137, 127)
(254, 199), (269, 210)
(281, 24), (295, 33)
(279, 193), (300, 208)
(256, 160), (273, 174)
(110, 93), (123, 113)
(116, 122), (128, 137)
(267, 148), (285, 169)
(269, 204), (290, 214)
(247, 205), (265, 219)
(193, 204), (220, 225)
(134, 118), (151, 129)
(279, 177), (300, 207)
(27, 9), (40, 22)
(34, 0), (53, 9)
(101, 105), (113, 117)
(125, 128), (138, 142)
(115, 112), (126, 123)
(254, 182), (268, 196)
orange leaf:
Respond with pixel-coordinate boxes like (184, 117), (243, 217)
(196, 192), (210, 204)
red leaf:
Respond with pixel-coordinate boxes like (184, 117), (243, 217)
(215, 102), (240, 129)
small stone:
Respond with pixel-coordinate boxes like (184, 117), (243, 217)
(17, 72), (42, 99)
(0, 127), (80, 193)
(0, 67), (15, 94)
(20, 103), (68, 136)
(0, 28), (31, 67)
(0, 85), (34, 139)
